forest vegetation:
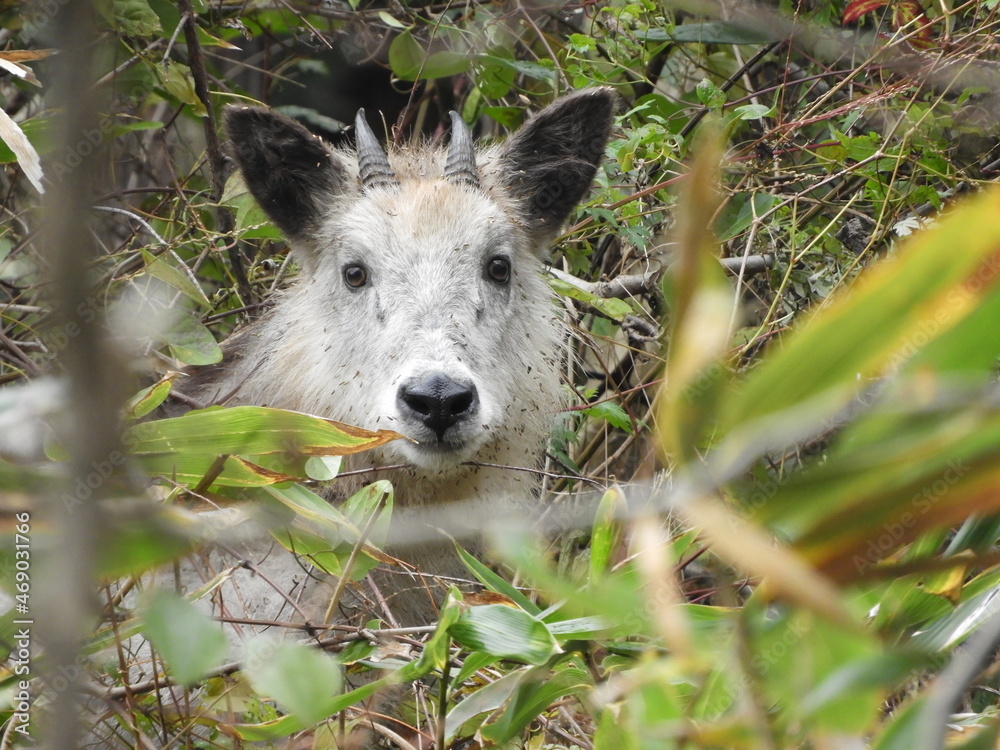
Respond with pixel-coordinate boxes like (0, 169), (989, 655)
(2, 0), (1000, 747)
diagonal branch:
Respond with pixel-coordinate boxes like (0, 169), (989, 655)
(177, 0), (252, 303)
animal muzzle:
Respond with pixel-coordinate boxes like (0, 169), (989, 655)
(397, 373), (479, 442)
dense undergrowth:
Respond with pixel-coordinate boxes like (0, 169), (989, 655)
(2, 0), (1000, 747)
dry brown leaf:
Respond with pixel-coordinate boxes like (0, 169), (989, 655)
(0, 48), (56, 62)
(0, 49), (51, 85)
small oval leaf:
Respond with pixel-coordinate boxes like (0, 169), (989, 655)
(244, 640), (343, 725)
(141, 590), (227, 686)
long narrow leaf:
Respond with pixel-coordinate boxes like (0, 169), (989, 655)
(720, 188), (1000, 436)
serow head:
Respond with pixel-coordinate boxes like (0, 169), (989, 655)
(224, 90), (616, 473)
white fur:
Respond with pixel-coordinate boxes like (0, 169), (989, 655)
(89, 95), (615, 746)
(179, 150), (564, 633)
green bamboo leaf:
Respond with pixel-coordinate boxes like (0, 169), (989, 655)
(901, 284), (1000, 375)
(545, 616), (612, 638)
(912, 587), (1000, 651)
(341, 480), (393, 548)
(493, 529), (735, 641)
(951, 725), (1000, 750)
(659, 130), (735, 462)
(126, 405), (403, 458)
(720, 187), (1000, 436)
(589, 487), (624, 582)
(262, 481), (357, 526)
(480, 663), (591, 745)
(444, 666), (529, 741)
(450, 604), (560, 665)
(593, 706), (641, 750)
(754, 398), (1000, 582)
(800, 651), (934, 722)
(455, 543), (540, 614)
(870, 696), (928, 750)
(135, 453), (296, 487)
(261, 481), (394, 577)
(753, 611), (884, 733)
(945, 514), (1000, 554)
(127, 406), (402, 487)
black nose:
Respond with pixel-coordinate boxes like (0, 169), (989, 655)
(397, 374), (478, 440)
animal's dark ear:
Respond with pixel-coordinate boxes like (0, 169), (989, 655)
(499, 88), (616, 241)
(224, 105), (349, 241)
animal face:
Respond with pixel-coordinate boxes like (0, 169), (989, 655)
(222, 90), (615, 476)
(295, 182), (553, 471)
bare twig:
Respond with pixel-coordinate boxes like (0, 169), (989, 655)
(720, 253), (774, 275)
(322, 489), (390, 624)
(548, 255), (772, 304)
(549, 267), (660, 299)
(91, 38), (166, 89)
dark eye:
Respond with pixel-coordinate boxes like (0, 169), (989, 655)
(343, 264), (368, 288)
(486, 256), (511, 284)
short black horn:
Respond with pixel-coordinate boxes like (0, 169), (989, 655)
(355, 109), (399, 192)
(444, 111), (479, 188)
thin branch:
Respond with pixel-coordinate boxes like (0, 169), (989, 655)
(549, 267), (660, 299)
(720, 253), (774, 275)
(177, 0), (251, 302)
(323, 489), (390, 624)
(91, 38), (165, 89)
(463, 460), (608, 489)
(548, 256), (772, 303)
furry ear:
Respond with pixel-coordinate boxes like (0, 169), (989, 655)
(224, 106), (349, 241)
(498, 88), (616, 241)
